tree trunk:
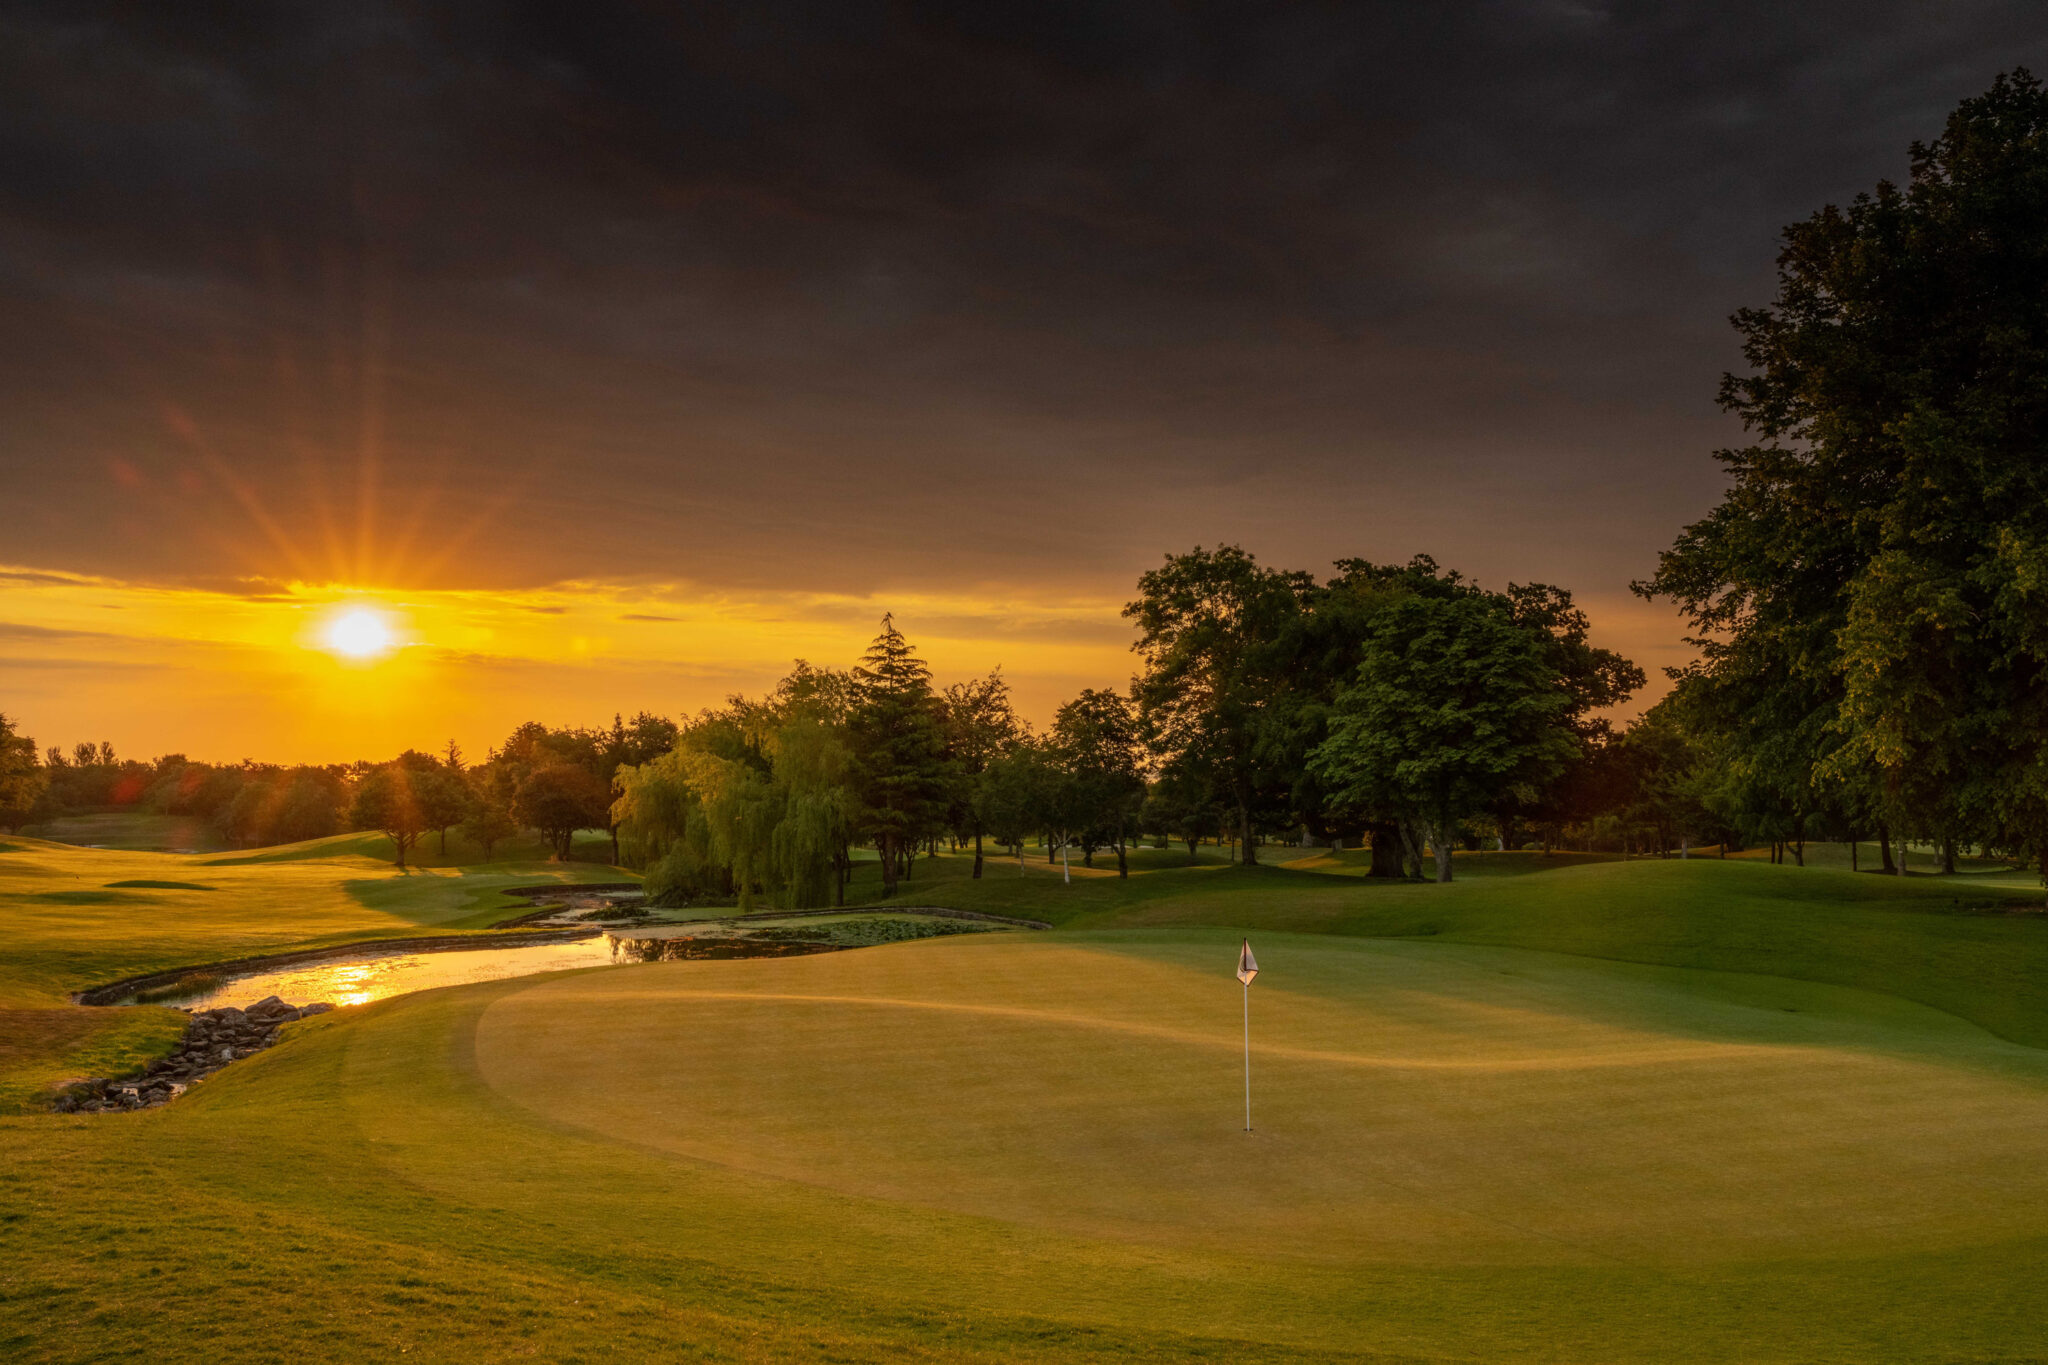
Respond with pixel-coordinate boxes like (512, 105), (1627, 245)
(1366, 821), (1405, 878)
(1431, 824), (1454, 883)
(881, 835), (898, 896)
(1398, 821), (1426, 879)
(1047, 834), (1056, 864)
(610, 827), (619, 865)
(834, 848), (846, 906)
(1116, 835), (1128, 878)
(1851, 837), (1859, 872)
(1239, 801), (1257, 867)
(1185, 836), (1199, 865)
(1941, 836), (1957, 875)
(972, 828), (984, 880)
(1878, 822), (1896, 874)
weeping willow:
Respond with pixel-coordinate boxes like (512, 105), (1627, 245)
(766, 718), (857, 909)
(613, 716), (856, 910)
(613, 752), (721, 905)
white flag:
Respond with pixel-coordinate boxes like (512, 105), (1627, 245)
(1236, 939), (1258, 985)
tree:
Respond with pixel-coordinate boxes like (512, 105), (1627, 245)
(940, 670), (1024, 878)
(1050, 688), (1147, 877)
(1309, 593), (1578, 882)
(976, 741), (1053, 867)
(350, 764), (426, 869)
(849, 616), (952, 896)
(459, 776), (518, 860)
(271, 768), (344, 845)
(599, 711), (680, 862)
(1126, 546), (1311, 866)
(765, 715), (860, 909)
(515, 763), (613, 862)
(1614, 705), (1714, 857)
(419, 768), (472, 857)
(0, 714), (47, 831)
(1638, 71), (2048, 892)
(613, 749), (720, 906)
(1141, 769), (1222, 865)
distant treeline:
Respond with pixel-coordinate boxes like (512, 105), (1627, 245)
(0, 716), (678, 864)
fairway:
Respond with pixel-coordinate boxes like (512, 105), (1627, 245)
(478, 932), (2048, 1268)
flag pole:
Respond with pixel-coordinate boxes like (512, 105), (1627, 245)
(1235, 938), (1258, 1134)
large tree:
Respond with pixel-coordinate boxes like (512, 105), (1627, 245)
(1309, 592), (1578, 882)
(1638, 70), (2048, 888)
(1125, 546), (1311, 865)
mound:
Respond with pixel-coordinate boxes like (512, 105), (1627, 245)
(474, 931), (2048, 1267)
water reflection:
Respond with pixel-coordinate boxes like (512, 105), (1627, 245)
(155, 938), (620, 1010)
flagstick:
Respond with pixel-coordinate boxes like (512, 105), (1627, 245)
(1243, 977), (1252, 1132)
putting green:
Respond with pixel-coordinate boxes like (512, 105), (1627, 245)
(475, 932), (2048, 1268)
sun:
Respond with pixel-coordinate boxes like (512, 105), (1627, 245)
(325, 606), (396, 659)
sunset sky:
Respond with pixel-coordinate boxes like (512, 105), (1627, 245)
(6, 3), (2046, 762)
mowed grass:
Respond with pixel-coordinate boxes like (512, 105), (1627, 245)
(8, 838), (2048, 1359)
(863, 844), (2048, 1048)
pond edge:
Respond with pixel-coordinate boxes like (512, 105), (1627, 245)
(72, 927), (605, 1006)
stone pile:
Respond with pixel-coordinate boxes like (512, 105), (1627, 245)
(51, 995), (333, 1114)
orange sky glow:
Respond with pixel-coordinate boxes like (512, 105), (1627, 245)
(0, 561), (1686, 765)
(0, 565), (1153, 763)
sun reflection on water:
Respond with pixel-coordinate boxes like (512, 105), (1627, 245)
(157, 939), (619, 1011)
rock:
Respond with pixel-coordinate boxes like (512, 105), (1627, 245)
(301, 1002), (334, 1016)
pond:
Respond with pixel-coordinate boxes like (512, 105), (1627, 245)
(135, 937), (624, 1011)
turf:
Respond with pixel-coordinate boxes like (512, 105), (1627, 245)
(7, 838), (2048, 1360)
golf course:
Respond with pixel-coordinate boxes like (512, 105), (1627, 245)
(7, 832), (2048, 1362)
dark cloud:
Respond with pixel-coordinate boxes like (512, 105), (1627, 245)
(2, 1), (2044, 606)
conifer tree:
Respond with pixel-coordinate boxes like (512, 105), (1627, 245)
(849, 615), (952, 896)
